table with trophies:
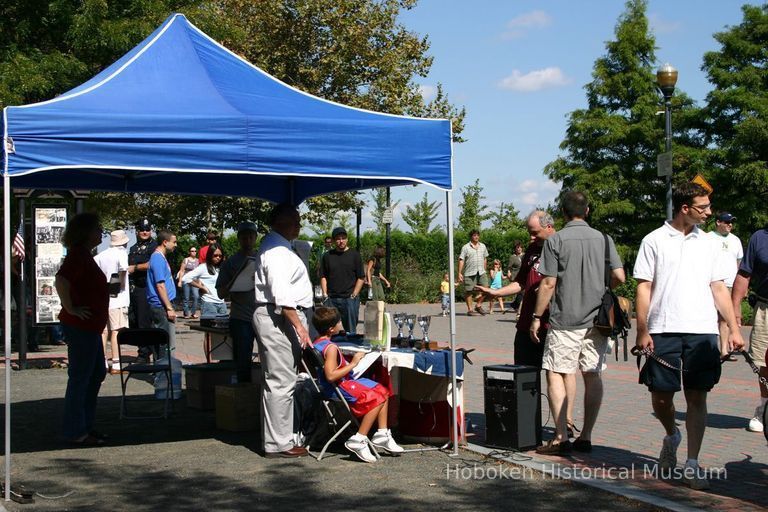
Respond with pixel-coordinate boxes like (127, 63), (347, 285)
(338, 312), (465, 445)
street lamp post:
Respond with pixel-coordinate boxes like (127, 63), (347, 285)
(657, 63), (678, 221)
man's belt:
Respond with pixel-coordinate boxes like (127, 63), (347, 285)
(256, 303), (312, 312)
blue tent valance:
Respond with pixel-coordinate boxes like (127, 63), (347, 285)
(2, 13), (452, 203)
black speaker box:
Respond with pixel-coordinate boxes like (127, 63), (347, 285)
(483, 364), (541, 451)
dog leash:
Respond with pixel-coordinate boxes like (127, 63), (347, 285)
(631, 346), (688, 372)
(631, 346), (768, 392)
(736, 350), (768, 393)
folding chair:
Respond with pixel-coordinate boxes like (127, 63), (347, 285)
(116, 328), (174, 419)
(300, 346), (380, 461)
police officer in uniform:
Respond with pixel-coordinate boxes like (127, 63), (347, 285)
(128, 219), (157, 362)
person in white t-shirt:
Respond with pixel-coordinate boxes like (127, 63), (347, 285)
(708, 211), (743, 359)
(94, 230), (130, 374)
(633, 183), (745, 490)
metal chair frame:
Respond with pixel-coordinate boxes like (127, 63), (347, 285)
(116, 328), (174, 419)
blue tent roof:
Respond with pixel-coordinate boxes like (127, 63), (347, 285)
(1, 13), (452, 203)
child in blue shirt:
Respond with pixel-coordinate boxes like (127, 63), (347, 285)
(312, 306), (404, 462)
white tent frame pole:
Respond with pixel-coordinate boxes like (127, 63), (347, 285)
(3, 172), (11, 501)
(446, 190), (459, 456)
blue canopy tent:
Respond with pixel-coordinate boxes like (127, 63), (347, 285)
(1, 13), (459, 497)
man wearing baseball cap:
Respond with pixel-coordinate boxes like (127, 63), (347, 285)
(709, 212), (743, 360)
(319, 227), (364, 334)
(216, 221), (259, 383)
(128, 219), (157, 363)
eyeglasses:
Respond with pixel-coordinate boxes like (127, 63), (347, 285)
(687, 203), (712, 213)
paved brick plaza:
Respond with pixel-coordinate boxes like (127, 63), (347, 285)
(8, 303), (767, 511)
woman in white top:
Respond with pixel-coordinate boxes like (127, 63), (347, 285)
(177, 246), (200, 318)
(182, 243), (228, 317)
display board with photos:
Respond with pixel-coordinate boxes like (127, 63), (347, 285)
(34, 206), (67, 324)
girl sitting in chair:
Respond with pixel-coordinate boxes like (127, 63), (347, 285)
(311, 306), (404, 462)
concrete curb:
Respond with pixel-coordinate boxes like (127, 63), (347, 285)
(465, 443), (705, 512)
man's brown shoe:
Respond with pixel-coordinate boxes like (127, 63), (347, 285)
(475, 306), (487, 316)
(265, 446), (308, 458)
(535, 440), (571, 455)
(467, 311), (480, 316)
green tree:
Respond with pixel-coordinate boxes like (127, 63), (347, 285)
(542, 0), (703, 253)
(402, 192), (441, 235)
(457, 179), (491, 232)
(700, 4), (768, 238)
(2, 0), (465, 229)
(489, 202), (524, 233)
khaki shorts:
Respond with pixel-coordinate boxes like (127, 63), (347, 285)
(104, 307), (129, 333)
(749, 302), (768, 368)
(463, 273), (489, 295)
(542, 327), (608, 374)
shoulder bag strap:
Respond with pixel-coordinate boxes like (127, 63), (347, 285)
(603, 233), (610, 289)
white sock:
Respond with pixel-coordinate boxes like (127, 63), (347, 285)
(351, 433), (365, 441)
(375, 428), (388, 436)
(685, 458), (698, 468)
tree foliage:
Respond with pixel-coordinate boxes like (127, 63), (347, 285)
(402, 192), (441, 235)
(542, 0), (704, 253)
(457, 179), (491, 232)
(1, 0), (465, 237)
(489, 202), (524, 233)
(700, 4), (768, 238)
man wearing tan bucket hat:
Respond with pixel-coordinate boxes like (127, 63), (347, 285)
(95, 229), (130, 374)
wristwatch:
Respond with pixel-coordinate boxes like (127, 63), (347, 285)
(532, 313), (543, 320)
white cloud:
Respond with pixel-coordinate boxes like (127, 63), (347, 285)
(501, 10), (552, 39)
(648, 13), (681, 34)
(498, 67), (570, 92)
(519, 179), (539, 192)
(418, 84), (438, 101)
(520, 192), (540, 206)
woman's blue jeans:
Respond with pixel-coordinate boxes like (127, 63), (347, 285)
(182, 282), (199, 317)
(62, 324), (106, 440)
(201, 301), (228, 317)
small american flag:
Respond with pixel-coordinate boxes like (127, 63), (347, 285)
(12, 222), (25, 261)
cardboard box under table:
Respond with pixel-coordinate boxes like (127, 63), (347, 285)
(184, 362), (261, 410)
(215, 383), (260, 432)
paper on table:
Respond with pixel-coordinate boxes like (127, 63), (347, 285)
(227, 257), (257, 292)
(351, 351), (381, 379)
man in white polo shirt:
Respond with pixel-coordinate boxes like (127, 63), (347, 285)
(634, 183), (744, 490)
(708, 211), (743, 359)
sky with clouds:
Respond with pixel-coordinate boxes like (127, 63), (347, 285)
(357, 0), (757, 233)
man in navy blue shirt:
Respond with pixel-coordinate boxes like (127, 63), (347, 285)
(732, 227), (768, 433)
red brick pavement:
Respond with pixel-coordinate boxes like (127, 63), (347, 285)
(5, 309), (767, 510)
(381, 304), (768, 512)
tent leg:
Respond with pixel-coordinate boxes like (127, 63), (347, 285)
(4, 173), (12, 501)
(446, 190), (459, 456)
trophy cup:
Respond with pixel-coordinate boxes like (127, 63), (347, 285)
(393, 313), (406, 344)
(418, 315), (431, 350)
(406, 314), (417, 348)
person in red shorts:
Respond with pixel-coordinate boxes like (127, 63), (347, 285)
(311, 306), (404, 462)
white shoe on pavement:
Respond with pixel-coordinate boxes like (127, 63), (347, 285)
(748, 405), (765, 433)
(658, 427), (681, 473)
(345, 435), (377, 463)
(371, 429), (404, 454)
